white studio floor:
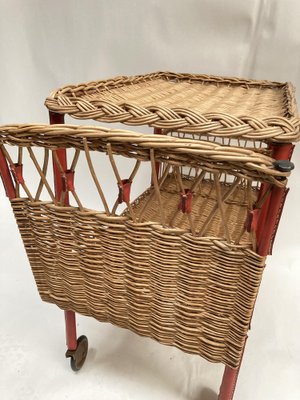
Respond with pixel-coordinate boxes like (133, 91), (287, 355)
(1, 193), (300, 400)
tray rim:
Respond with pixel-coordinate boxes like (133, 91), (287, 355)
(44, 71), (300, 142)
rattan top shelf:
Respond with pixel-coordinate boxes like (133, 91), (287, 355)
(45, 71), (300, 142)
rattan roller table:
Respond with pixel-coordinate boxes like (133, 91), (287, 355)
(1, 72), (299, 399)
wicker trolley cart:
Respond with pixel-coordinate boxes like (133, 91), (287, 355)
(1, 72), (299, 399)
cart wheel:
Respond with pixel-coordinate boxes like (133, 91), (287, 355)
(65, 335), (88, 372)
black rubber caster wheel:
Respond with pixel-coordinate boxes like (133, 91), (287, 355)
(65, 335), (88, 371)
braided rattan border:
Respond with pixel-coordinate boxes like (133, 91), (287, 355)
(45, 72), (300, 142)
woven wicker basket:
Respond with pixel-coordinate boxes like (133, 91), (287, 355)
(0, 122), (296, 370)
(0, 72), (299, 400)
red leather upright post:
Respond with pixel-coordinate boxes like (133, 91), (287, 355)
(0, 148), (16, 200)
(64, 310), (77, 351)
(49, 111), (77, 352)
(218, 342), (247, 400)
(218, 143), (294, 400)
(257, 143), (294, 256)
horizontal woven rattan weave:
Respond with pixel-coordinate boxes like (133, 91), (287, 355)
(0, 124), (294, 368)
(45, 71), (300, 141)
(10, 198), (265, 368)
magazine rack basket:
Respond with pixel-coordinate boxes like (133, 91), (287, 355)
(1, 72), (299, 400)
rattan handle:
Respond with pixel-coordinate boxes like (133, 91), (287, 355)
(0, 124), (293, 186)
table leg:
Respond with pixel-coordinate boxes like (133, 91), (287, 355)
(49, 111), (87, 370)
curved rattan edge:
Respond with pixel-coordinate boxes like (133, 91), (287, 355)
(44, 72), (300, 143)
(0, 124), (292, 186)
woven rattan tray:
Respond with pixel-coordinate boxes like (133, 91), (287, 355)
(45, 71), (300, 142)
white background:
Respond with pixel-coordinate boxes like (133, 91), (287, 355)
(0, 1), (299, 399)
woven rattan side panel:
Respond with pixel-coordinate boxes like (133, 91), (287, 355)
(46, 204), (88, 315)
(10, 199), (52, 303)
(149, 226), (183, 344)
(11, 199), (265, 369)
(76, 212), (129, 327)
(124, 221), (153, 335)
(74, 211), (107, 322)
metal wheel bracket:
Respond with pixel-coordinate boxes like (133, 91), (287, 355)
(65, 335), (88, 372)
